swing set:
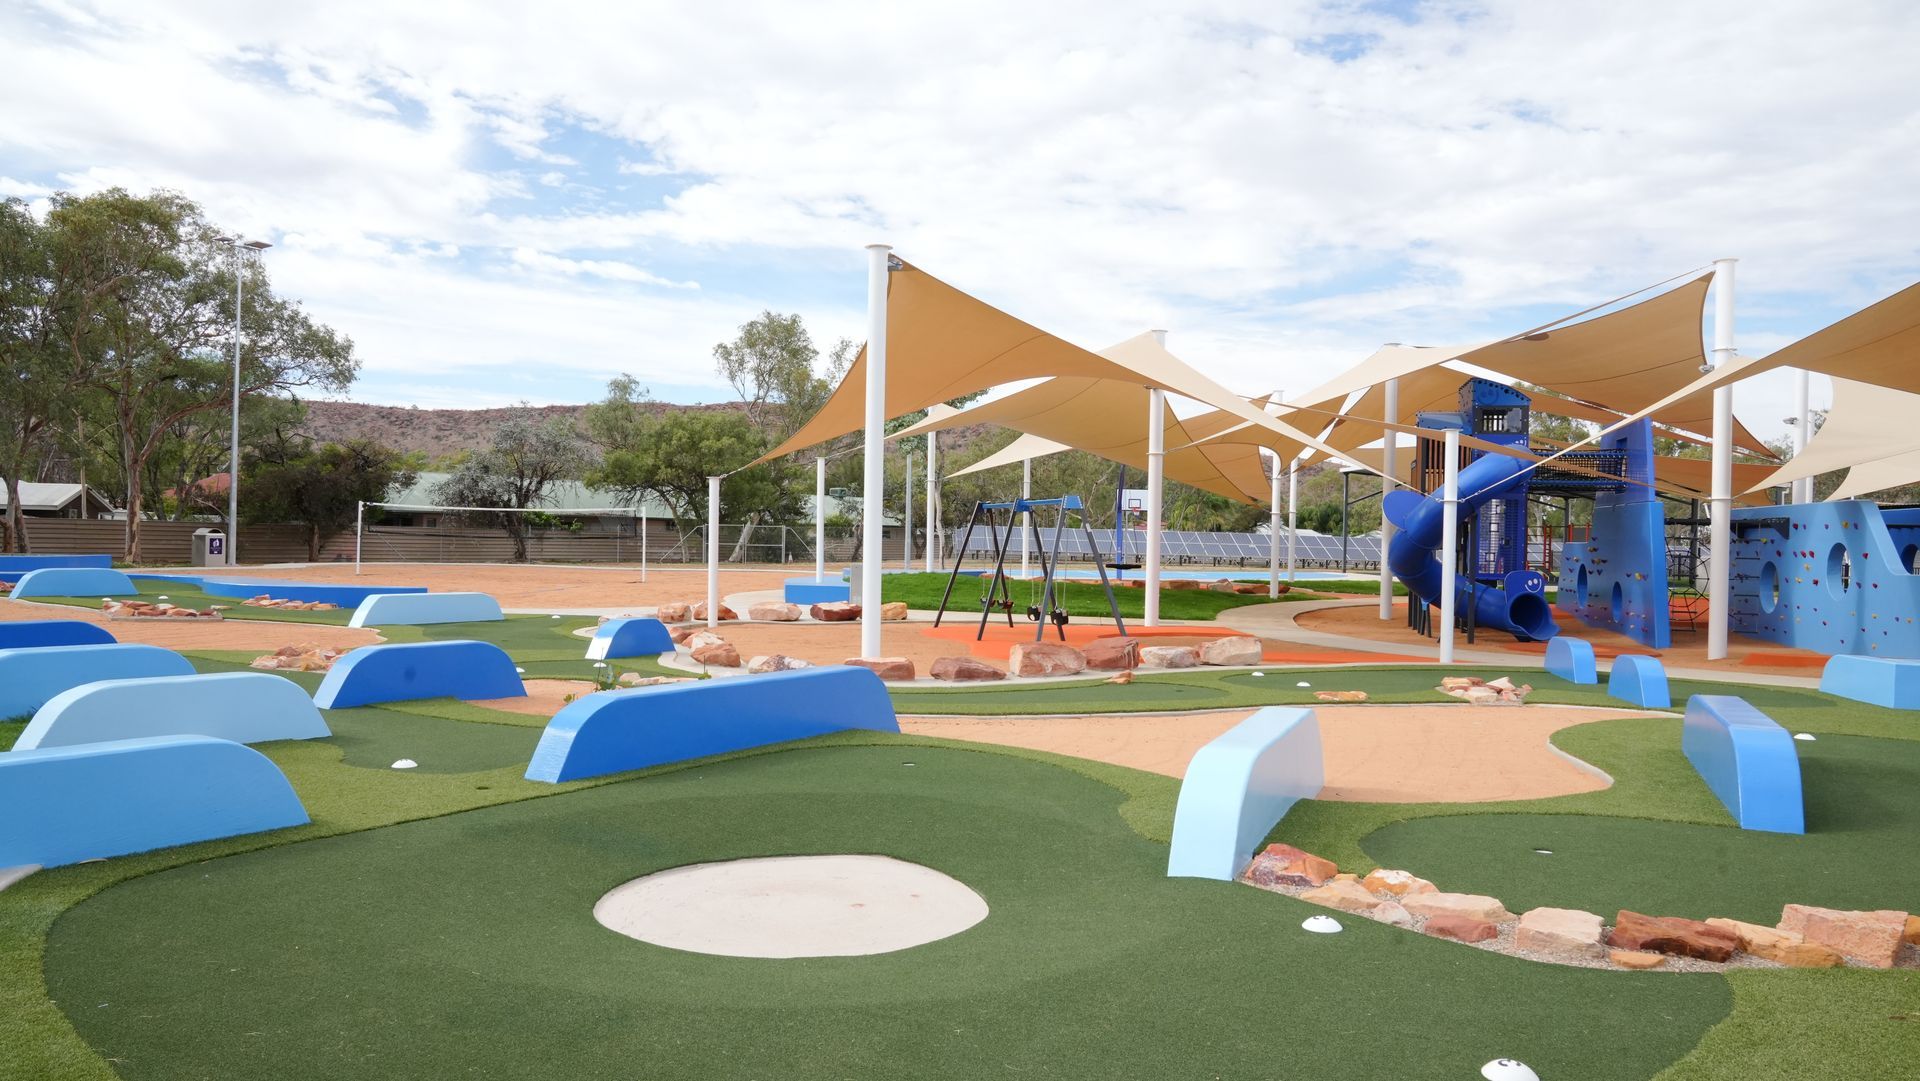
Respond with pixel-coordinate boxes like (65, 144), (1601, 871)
(932, 495), (1128, 642)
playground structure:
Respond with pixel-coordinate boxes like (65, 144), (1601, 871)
(932, 495), (1126, 641)
(1727, 500), (1920, 658)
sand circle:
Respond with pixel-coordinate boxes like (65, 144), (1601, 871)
(592, 855), (989, 958)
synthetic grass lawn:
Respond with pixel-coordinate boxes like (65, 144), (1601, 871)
(879, 570), (1346, 619)
(41, 744), (1726, 1081)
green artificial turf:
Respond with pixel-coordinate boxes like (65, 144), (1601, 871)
(28, 581), (356, 624)
(42, 745), (1727, 1081)
(880, 570), (1332, 619)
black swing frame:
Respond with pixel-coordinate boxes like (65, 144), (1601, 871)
(932, 495), (1127, 642)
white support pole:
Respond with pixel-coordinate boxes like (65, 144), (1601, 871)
(228, 248), (243, 567)
(639, 503), (648, 583)
(1378, 377), (1400, 619)
(706, 475), (721, 630)
(1286, 462), (1298, 582)
(1268, 454), (1282, 598)
(904, 452), (914, 570)
(926, 431), (939, 572)
(1144, 358), (1167, 626)
(860, 243), (890, 660)
(1792, 369), (1813, 504)
(1707, 257), (1738, 661)
(1438, 428), (1461, 664)
(1020, 457), (1032, 578)
(353, 500), (363, 576)
(815, 456), (827, 581)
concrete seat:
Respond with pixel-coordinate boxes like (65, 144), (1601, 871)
(0, 643), (195, 720)
(1819, 654), (1920, 710)
(347, 591), (503, 627)
(312, 640), (524, 709)
(1167, 707), (1324, 880)
(1544, 636), (1597, 684)
(0, 619), (116, 650)
(9, 567), (139, 598)
(15, 672), (331, 750)
(1682, 695), (1804, 833)
(585, 617), (675, 660)
(1606, 654), (1670, 708)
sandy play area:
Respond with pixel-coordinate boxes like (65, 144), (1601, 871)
(469, 679), (601, 717)
(0, 597), (381, 652)
(902, 703), (1632, 802)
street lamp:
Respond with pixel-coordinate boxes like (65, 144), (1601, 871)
(211, 235), (271, 566)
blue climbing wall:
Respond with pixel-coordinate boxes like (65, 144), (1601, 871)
(1729, 501), (1920, 658)
(1554, 419), (1671, 649)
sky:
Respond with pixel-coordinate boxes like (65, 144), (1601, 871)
(2, 0), (1916, 445)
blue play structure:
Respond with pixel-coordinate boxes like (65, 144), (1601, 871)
(1607, 654), (1672, 708)
(0, 643), (195, 719)
(348, 591), (503, 627)
(1728, 500), (1920, 659)
(9, 566), (139, 598)
(525, 665), (899, 783)
(1820, 655), (1920, 709)
(134, 573), (425, 607)
(585, 617), (674, 660)
(0, 735), (309, 868)
(0, 620), (115, 651)
(0, 553), (111, 584)
(1544, 636), (1597, 684)
(1166, 707), (1325, 881)
(312, 640), (525, 709)
(1383, 377), (1671, 648)
(15, 672), (331, 750)
(784, 576), (850, 604)
(1682, 695), (1805, 834)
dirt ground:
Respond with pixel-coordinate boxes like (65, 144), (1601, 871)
(1296, 598), (1831, 678)
(901, 703), (1630, 802)
(470, 679), (599, 717)
(0, 597), (380, 652)
(188, 562), (791, 610)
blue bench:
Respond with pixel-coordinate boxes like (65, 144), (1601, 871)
(9, 567), (139, 598)
(1682, 695), (1805, 834)
(525, 665), (899, 783)
(0, 620), (116, 650)
(784, 576), (851, 605)
(585, 617), (674, 660)
(312, 640), (524, 709)
(1545, 636), (1597, 684)
(1167, 707), (1325, 880)
(1607, 654), (1671, 708)
(348, 591), (504, 627)
(1819, 655), (1920, 710)
(15, 672), (330, 750)
(0, 643), (196, 720)
(0, 735), (309, 868)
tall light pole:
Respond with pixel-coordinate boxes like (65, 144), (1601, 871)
(213, 234), (271, 566)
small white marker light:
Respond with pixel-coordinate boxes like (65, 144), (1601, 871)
(1251, 671), (1265, 678)
(1301, 914), (1342, 933)
(515, 667), (526, 674)
(550, 614), (562, 619)
(1296, 681), (1311, 688)
(1533, 849), (1553, 855)
(1481, 1059), (1540, 1081)
(1793, 733), (1815, 741)
(391, 759), (418, 770)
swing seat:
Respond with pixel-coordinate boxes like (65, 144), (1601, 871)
(1106, 562), (1142, 571)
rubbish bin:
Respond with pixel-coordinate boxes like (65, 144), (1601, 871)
(192, 527), (229, 567)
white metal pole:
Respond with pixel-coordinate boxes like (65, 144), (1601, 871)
(639, 503), (648, 583)
(1268, 454), (1282, 598)
(1707, 257), (1737, 660)
(904, 452), (914, 570)
(1378, 377), (1400, 618)
(1020, 457), (1032, 578)
(815, 456), (827, 581)
(228, 247), (243, 567)
(1286, 462), (1298, 582)
(860, 244), (890, 659)
(1438, 428), (1461, 664)
(1144, 357), (1167, 626)
(706, 475), (721, 630)
(353, 500), (363, 575)
(1792, 370), (1812, 504)
(926, 431), (938, 571)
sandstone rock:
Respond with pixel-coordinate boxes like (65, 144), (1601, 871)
(879, 601), (909, 621)
(1243, 843), (1336, 889)
(1777, 904), (1908, 968)
(1609, 949), (1666, 970)
(1402, 892), (1514, 924)
(691, 601), (737, 621)
(1232, 584), (1274, 595)
(1370, 901), (1415, 929)
(1361, 869), (1437, 898)
(1332, 872), (1359, 883)
(1198, 636), (1263, 666)
(1138, 645), (1200, 669)
(1905, 914), (1920, 946)
(1607, 911), (1740, 962)
(930, 656), (1006, 682)
(1313, 690), (1370, 703)
(1105, 670), (1134, 685)
(844, 656), (915, 681)
(1166, 579), (1204, 590)
(668, 625), (698, 644)
(747, 601), (802, 622)
(690, 641), (741, 667)
(1300, 878), (1389, 915)
(1423, 914), (1498, 944)
(656, 602), (692, 623)
(619, 673), (690, 687)
(746, 654), (813, 674)
(1704, 917), (1844, 968)
(1516, 907), (1606, 961)
(686, 631), (728, 651)
(810, 601), (862, 622)
(1082, 636), (1140, 670)
(1207, 579), (1238, 593)
(1007, 642), (1087, 677)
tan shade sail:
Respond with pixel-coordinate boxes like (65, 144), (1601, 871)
(945, 433), (1073, 479)
(1337, 440), (1775, 507)
(1831, 450), (1920, 500)
(1747, 378), (1920, 493)
(752, 259), (1355, 471)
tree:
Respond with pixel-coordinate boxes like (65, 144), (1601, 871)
(433, 412), (592, 562)
(242, 437), (417, 560)
(712, 311), (852, 442)
(0, 198), (63, 552)
(50, 189), (357, 562)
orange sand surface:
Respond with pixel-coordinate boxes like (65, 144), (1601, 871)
(469, 679), (598, 717)
(901, 703), (1630, 802)
(0, 597), (380, 651)
(1296, 599), (1829, 678)
(184, 562), (788, 610)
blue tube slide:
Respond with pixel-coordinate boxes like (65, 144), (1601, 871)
(1383, 451), (1558, 641)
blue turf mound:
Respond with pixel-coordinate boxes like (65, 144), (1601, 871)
(15, 672), (331, 750)
(1819, 654), (1920, 710)
(312, 640), (525, 709)
(1544, 636), (1597, 684)
(1682, 695), (1805, 834)
(348, 591), (504, 627)
(9, 567), (139, 598)
(1167, 707), (1324, 880)
(1607, 654), (1671, 708)
(0, 620), (116, 650)
(0, 643), (195, 720)
(585, 617), (674, 660)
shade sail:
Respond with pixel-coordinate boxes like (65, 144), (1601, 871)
(751, 259), (1358, 472)
(1831, 450), (1920, 500)
(1338, 440), (1775, 507)
(1746, 378), (1920, 493)
(945, 433), (1073, 479)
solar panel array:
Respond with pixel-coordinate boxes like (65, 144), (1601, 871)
(950, 528), (1383, 569)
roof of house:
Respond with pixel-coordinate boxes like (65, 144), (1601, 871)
(0, 481), (115, 512)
